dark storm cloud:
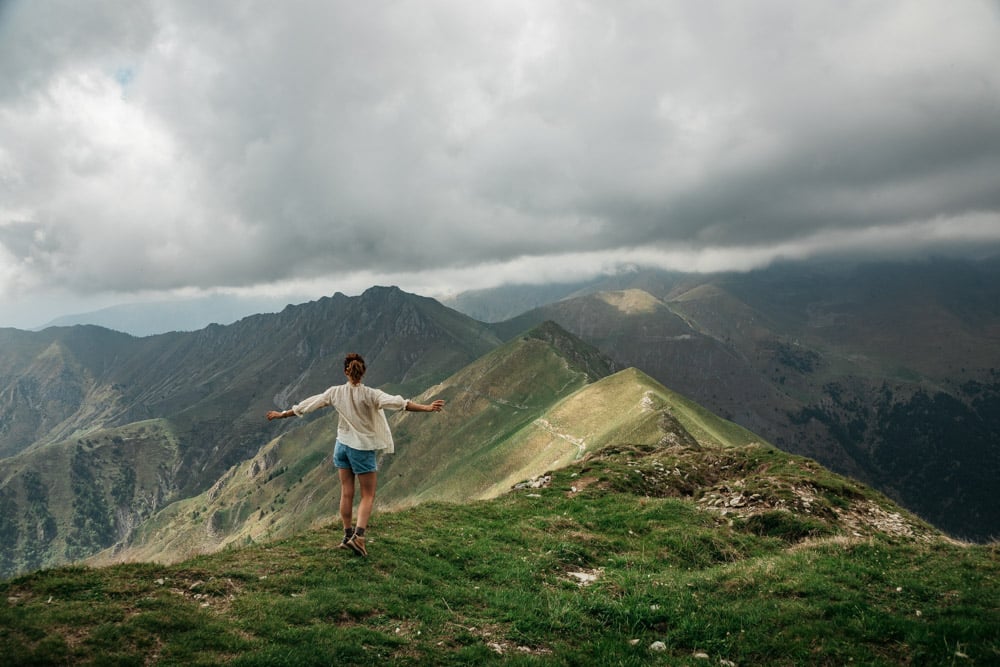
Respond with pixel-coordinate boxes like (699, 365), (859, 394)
(1, 0), (999, 326)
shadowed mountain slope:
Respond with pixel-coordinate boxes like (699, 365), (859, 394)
(0, 420), (182, 575)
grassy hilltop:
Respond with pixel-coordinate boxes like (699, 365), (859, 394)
(2, 439), (997, 665)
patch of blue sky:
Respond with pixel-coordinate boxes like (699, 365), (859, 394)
(113, 66), (136, 97)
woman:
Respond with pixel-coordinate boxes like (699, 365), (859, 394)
(267, 352), (444, 556)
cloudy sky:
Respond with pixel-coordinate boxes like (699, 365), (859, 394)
(1, 1), (999, 328)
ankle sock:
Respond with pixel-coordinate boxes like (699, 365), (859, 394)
(354, 527), (366, 537)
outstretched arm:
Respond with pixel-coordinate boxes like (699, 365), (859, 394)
(267, 388), (333, 421)
(406, 399), (445, 413)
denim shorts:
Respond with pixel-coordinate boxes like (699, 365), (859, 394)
(333, 441), (377, 474)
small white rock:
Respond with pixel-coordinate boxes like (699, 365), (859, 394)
(693, 652), (710, 660)
(649, 641), (667, 652)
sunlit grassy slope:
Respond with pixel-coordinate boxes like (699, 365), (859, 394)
(381, 366), (762, 510)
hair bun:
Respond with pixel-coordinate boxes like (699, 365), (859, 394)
(344, 353), (366, 383)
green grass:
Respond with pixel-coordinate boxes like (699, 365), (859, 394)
(2, 444), (997, 666)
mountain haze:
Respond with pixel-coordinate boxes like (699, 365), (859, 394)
(38, 295), (291, 337)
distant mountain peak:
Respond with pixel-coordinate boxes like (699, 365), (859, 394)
(360, 285), (405, 298)
(523, 320), (618, 382)
(594, 288), (663, 314)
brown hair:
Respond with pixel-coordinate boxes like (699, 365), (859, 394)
(344, 353), (366, 384)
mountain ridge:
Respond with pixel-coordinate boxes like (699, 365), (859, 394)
(479, 259), (1000, 541)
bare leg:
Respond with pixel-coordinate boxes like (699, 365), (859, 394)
(356, 471), (378, 530)
(338, 467), (356, 529)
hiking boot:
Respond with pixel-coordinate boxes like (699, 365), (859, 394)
(346, 533), (367, 557)
(336, 528), (355, 550)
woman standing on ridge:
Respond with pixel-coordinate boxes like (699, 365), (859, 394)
(267, 352), (445, 556)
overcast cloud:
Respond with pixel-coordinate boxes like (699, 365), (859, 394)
(1, 0), (999, 328)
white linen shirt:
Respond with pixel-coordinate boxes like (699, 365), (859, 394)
(292, 382), (409, 453)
